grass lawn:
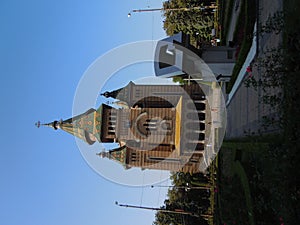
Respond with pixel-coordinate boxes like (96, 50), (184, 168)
(217, 142), (258, 225)
(215, 0), (300, 224)
(232, 161), (254, 225)
(217, 130), (299, 224)
(219, 0), (235, 45)
(280, 0), (300, 223)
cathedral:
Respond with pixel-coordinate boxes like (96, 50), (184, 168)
(37, 81), (209, 173)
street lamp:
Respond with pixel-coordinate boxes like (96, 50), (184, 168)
(127, 6), (203, 17)
(151, 183), (211, 191)
(115, 201), (200, 217)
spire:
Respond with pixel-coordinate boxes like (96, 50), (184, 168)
(97, 145), (128, 167)
(35, 120), (61, 130)
(97, 151), (110, 158)
(100, 81), (134, 103)
(100, 88), (123, 99)
(36, 105), (103, 145)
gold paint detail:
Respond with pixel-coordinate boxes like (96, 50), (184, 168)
(175, 97), (182, 155)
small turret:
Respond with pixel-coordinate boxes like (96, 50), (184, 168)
(100, 81), (134, 104)
(97, 146), (128, 167)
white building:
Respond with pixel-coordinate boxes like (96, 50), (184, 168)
(154, 32), (236, 80)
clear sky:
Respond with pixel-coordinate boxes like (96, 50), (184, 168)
(0, 0), (173, 224)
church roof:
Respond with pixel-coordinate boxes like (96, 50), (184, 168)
(100, 81), (134, 103)
(97, 145), (128, 168)
(38, 105), (103, 145)
(109, 145), (127, 166)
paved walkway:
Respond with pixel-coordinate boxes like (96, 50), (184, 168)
(225, 0), (283, 138)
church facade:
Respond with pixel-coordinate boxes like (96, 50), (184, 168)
(38, 82), (209, 173)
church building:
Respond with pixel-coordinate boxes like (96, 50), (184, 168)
(37, 82), (209, 174)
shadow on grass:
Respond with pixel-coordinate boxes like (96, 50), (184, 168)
(232, 161), (254, 225)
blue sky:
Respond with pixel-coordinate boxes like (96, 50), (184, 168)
(0, 0), (173, 224)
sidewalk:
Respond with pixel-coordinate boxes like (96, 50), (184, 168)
(225, 0), (283, 138)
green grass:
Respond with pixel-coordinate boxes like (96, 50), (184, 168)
(217, 138), (277, 224)
(280, 0), (300, 223)
(218, 1), (300, 223)
(232, 161), (254, 225)
(220, 0), (234, 45)
(218, 131), (298, 224)
(217, 142), (255, 225)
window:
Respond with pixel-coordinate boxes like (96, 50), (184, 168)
(131, 152), (137, 162)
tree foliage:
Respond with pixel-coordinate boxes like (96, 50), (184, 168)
(162, 0), (215, 40)
(153, 172), (213, 225)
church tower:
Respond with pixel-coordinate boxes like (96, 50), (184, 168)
(37, 82), (208, 173)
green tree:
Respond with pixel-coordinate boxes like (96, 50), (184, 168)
(153, 172), (212, 225)
(162, 0), (214, 41)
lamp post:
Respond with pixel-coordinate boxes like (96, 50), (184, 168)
(151, 183), (211, 191)
(115, 201), (200, 217)
(127, 6), (203, 17)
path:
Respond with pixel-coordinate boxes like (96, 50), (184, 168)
(225, 0), (283, 138)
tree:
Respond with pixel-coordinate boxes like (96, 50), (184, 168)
(162, 0), (215, 41)
(153, 172), (212, 225)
